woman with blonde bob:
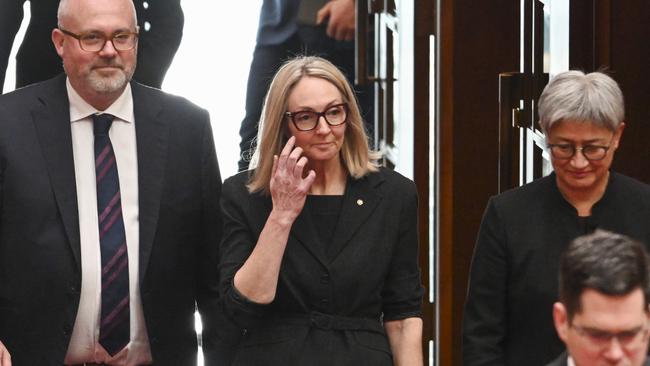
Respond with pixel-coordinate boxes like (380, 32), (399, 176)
(219, 56), (424, 365)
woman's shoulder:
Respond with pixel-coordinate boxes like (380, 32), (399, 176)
(222, 170), (256, 197)
(610, 171), (650, 193)
(223, 170), (251, 185)
(607, 171), (650, 207)
(362, 166), (416, 193)
(490, 174), (557, 208)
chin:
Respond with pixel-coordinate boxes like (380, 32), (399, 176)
(88, 72), (130, 94)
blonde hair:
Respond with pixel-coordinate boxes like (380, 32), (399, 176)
(247, 56), (379, 194)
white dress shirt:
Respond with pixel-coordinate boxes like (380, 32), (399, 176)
(63, 79), (153, 366)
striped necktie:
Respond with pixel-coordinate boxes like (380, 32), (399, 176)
(93, 113), (130, 355)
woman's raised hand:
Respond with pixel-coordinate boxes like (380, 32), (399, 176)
(270, 136), (316, 222)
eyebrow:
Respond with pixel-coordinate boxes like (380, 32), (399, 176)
(292, 101), (344, 111)
(581, 325), (644, 334)
(78, 28), (135, 35)
(551, 137), (609, 145)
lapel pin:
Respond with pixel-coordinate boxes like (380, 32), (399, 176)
(356, 199), (364, 206)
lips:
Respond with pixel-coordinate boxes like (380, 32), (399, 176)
(93, 64), (123, 71)
(313, 142), (334, 147)
(569, 170), (591, 179)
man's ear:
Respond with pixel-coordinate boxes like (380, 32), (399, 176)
(52, 28), (65, 57)
(553, 302), (570, 342)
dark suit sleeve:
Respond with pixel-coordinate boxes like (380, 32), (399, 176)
(0, 0), (25, 92)
(133, 0), (184, 88)
(462, 197), (508, 365)
(381, 178), (424, 320)
(192, 115), (237, 365)
(219, 177), (272, 330)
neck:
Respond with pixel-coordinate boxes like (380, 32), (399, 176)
(557, 171), (609, 217)
(308, 157), (347, 195)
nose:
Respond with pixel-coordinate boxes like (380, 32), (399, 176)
(570, 148), (590, 169)
(315, 115), (332, 135)
(603, 337), (625, 362)
(98, 39), (118, 57)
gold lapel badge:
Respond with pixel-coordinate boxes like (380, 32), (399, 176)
(356, 199), (364, 206)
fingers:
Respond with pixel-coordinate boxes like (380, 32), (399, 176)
(271, 154), (279, 176)
(334, 26), (347, 41)
(344, 29), (355, 41)
(294, 156), (309, 180)
(301, 170), (317, 191)
(287, 145), (303, 168)
(277, 136), (295, 173)
(0, 341), (11, 366)
(326, 19), (337, 39)
(316, 3), (331, 25)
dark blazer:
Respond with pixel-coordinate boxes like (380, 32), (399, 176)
(219, 168), (424, 365)
(0, 74), (230, 365)
(544, 352), (650, 366)
(462, 172), (650, 366)
(0, 0), (183, 91)
(544, 353), (568, 366)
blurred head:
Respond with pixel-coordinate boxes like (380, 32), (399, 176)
(247, 56), (378, 194)
(554, 230), (650, 366)
(538, 71), (625, 196)
(52, 0), (138, 109)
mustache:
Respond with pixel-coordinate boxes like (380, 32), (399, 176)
(92, 61), (124, 69)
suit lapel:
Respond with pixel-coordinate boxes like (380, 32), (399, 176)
(291, 200), (329, 268)
(254, 194), (329, 267)
(131, 83), (169, 281)
(31, 75), (82, 268)
(327, 172), (383, 261)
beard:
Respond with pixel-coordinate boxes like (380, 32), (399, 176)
(86, 64), (133, 93)
(63, 57), (135, 95)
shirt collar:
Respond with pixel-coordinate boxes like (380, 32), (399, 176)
(567, 355), (576, 366)
(66, 77), (134, 123)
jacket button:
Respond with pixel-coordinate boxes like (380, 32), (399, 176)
(320, 274), (330, 284)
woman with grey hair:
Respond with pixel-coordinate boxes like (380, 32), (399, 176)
(462, 70), (650, 366)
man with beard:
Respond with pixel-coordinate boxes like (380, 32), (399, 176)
(0, 0), (234, 365)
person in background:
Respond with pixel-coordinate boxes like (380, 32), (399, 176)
(462, 70), (650, 365)
(219, 56), (423, 365)
(548, 229), (650, 366)
(237, 0), (374, 171)
(0, 0), (183, 91)
(0, 0), (231, 364)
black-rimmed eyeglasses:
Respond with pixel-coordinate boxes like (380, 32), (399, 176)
(546, 140), (612, 161)
(59, 28), (139, 52)
(285, 103), (348, 131)
(572, 324), (649, 349)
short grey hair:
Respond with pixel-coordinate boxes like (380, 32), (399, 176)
(537, 70), (624, 134)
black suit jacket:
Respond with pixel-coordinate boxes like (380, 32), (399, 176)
(462, 172), (650, 366)
(219, 168), (424, 365)
(0, 0), (183, 91)
(544, 352), (650, 366)
(544, 353), (568, 366)
(0, 74), (230, 365)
